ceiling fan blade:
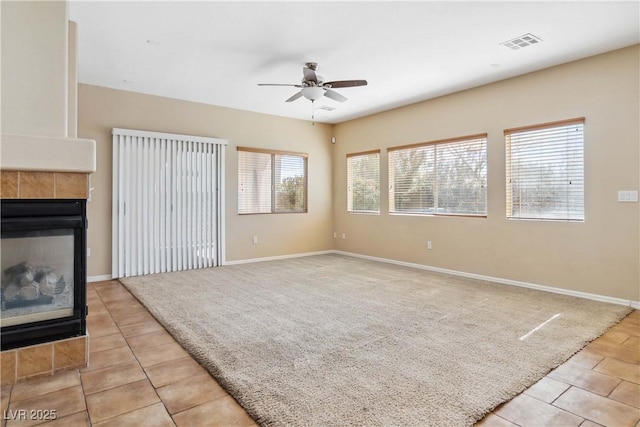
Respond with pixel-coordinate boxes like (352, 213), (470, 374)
(258, 83), (302, 87)
(324, 80), (368, 88)
(324, 88), (347, 102)
(303, 67), (318, 84)
(285, 91), (303, 102)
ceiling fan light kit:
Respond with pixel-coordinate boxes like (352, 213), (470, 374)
(258, 62), (367, 122)
(301, 86), (325, 101)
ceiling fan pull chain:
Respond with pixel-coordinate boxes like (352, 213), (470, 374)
(311, 100), (315, 125)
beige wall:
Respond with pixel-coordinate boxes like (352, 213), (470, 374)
(79, 46), (638, 303)
(68, 21), (77, 138)
(1, 1), (68, 137)
(78, 85), (334, 277)
(332, 45), (640, 301)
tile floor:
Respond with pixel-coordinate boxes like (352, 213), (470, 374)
(1, 279), (638, 427)
(476, 309), (640, 427)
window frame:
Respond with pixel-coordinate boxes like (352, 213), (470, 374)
(388, 133), (488, 217)
(237, 146), (308, 215)
(504, 117), (585, 222)
(346, 149), (381, 214)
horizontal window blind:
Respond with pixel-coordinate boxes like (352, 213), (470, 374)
(275, 154), (307, 212)
(347, 150), (380, 213)
(505, 118), (584, 221)
(389, 134), (487, 216)
(238, 150), (272, 214)
(112, 128), (227, 278)
(238, 147), (308, 214)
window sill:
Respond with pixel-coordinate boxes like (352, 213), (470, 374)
(239, 211), (308, 215)
(389, 212), (487, 219)
(506, 217), (584, 222)
(347, 211), (380, 216)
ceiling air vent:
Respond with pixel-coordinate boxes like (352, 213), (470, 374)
(500, 33), (542, 51)
(316, 105), (336, 111)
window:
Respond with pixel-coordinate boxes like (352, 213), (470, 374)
(505, 118), (584, 221)
(347, 150), (380, 213)
(388, 134), (487, 216)
(237, 147), (307, 214)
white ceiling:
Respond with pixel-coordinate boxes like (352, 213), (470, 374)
(69, 1), (640, 124)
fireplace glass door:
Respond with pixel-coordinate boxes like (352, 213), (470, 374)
(1, 200), (86, 350)
(1, 228), (75, 327)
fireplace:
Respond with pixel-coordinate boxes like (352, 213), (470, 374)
(1, 1), (95, 382)
(1, 199), (87, 350)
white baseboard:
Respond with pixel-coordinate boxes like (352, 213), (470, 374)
(88, 251), (334, 280)
(95, 250), (639, 309)
(223, 250), (335, 266)
(334, 250), (640, 310)
(87, 274), (113, 283)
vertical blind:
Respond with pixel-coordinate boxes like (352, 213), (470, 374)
(388, 134), (487, 215)
(112, 128), (227, 278)
(237, 147), (308, 214)
(505, 118), (584, 221)
(347, 150), (380, 213)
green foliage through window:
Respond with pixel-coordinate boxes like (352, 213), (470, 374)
(389, 135), (487, 216)
(275, 155), (307, 212)
(238, 148), (307, 214)
(347, 151), (380, 213)
(506, 119), (584, 221)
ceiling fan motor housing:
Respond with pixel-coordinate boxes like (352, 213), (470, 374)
(303, 75), (324, 86)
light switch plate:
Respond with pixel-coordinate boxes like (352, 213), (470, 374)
(618, 190), (639, 202)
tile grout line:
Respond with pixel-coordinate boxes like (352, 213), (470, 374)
(77, 368), (92, 427)
(496, 412), (523, 427)
(12, 351), (17, 389)
(8, 381), (85, 427)
(3, 385), (12, 427)
(548, 382), (640, 424)
(516, 384), (587, 424)
(50, 340), (54, 377)
(606, 380), (640, 409)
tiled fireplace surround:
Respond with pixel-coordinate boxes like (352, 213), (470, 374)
(1, 170), (90, 386)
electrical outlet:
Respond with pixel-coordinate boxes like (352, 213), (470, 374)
(87, 248), (91, 257)
(427, 241), (432, 250)
(342, 233), (346, 240)
(253, 236), (258, 244)
(333, 232), (337, 239)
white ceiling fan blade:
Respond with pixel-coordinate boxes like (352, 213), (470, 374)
(285, 91), (303, 102)
(324, 88), (348, 102)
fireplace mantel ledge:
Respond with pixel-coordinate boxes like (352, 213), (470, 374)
(1, 133), (96, 173)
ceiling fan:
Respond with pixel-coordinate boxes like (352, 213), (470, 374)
(258, 62), (367, 104)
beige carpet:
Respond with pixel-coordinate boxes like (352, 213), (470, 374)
(120, 254), (632, 426)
